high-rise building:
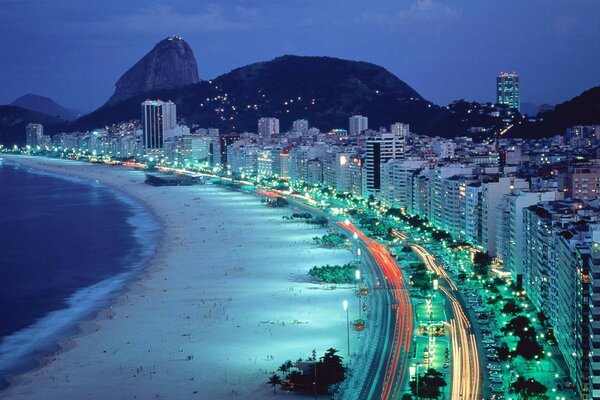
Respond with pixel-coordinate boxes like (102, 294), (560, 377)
(496, 72), (520, 111)
(141, 100), (177, 151)
(258, 118), (279, 137)
(390, 123), (409, 140)
(349, 115), (368, 136)
(292, 119), (309, 134)
(26, 123), (44, 147)
(504, 189), (563, 284)
(558, 165), (600, 201)
(480, 176), (529, 256)
(363, 132), (403, 196)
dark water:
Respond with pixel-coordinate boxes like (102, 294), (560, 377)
(0, 160), (159, 386)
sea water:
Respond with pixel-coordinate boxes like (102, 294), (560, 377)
(0, 160), (160, 388)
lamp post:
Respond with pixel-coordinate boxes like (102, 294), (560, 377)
(343, 300), (350, 356)
(355, 269), (362, 318)
(410, 363), (422, 398)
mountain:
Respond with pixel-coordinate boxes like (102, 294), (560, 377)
(0, 106), (67, 147)
(110, 35), (199, 102)
(73, 54), (499, 136)
(11, 93), (76, 121)
(511, 86), (600, 138)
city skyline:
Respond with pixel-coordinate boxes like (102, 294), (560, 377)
(3, 2), (600, 399)
(1, 1), (599, 111)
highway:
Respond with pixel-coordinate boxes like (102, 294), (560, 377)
(339, 222), (414, 400)
(411, 244), (481, 400)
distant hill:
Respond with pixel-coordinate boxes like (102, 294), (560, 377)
(72, 54), (501, 136)
(520, 102), (540, 117)
(110, 35), (199, 102)
(11, 93), (76, 121)
(0, 106), (67, 147)
(511, 86), (600, 138)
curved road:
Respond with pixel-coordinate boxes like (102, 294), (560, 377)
(412, 244), (481, 400)
(339, 222), (414, 400)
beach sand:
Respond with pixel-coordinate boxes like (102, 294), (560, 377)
(1, 156), (360, 399)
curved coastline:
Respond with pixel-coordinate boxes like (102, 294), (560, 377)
(0, 156), (163, 391)
(0, 155), (358, 400)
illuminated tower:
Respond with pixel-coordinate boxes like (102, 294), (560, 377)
(496, 72), (520, 111)
(141, 100), (176, 150)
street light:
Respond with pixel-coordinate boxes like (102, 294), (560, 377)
(355, 270), (362, 318)
(343, 300), (350, 356)
(410, 363), (422, 398)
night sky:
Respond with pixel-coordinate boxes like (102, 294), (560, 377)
(1, 0), (599, 112)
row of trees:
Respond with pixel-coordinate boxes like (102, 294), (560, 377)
(509, 376), (548, 399)
(386, 208), (452, 241)
(308, 263), (358, 284)
(472, 251), (494, 276)
(408, 262), (437, 294)
(313, 232), (347, 248)
(498, 316), (545, 361)
(267, 348), (346, 395)
(282, 212), (314, 221)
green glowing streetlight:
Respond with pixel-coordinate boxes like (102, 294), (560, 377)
(355, 270), (362, 317)
(343, 300), (350, 356)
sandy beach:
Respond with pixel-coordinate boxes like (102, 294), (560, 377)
(0, 155), (361, 399)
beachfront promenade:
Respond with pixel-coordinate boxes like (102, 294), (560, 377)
(2, 155), (483, 400)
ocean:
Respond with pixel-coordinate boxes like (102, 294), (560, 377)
(0, 159), (160, 387)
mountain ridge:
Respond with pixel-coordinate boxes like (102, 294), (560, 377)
(72, 54), (464, 135)
(11, 94), (76, 121)
(110, 35), (199, 102)
(0, 105), (67, 147)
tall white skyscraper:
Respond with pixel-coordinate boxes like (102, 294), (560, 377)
(349, 115), (368, 135)
(258, 118), (280, 137)
(141, 100), (177, 150)
(496, 72), (520, 111)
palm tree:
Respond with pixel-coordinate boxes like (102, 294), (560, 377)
(278, 360), (292, 374)
(267, 373), (282, 394)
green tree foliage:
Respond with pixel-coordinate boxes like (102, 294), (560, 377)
(313, 232), (347, 248)
(307, 216), (328, 227)
(473, 251), (493, 276)
(267, 373), (282, 394)
(537, 311), (549, 327)
(510, 376), (548, 399)
(502, 299), (523, 315)
(497, 343), (511, 362)
(316, 348), (346, 392)
(308, 263), (358, 284)
(515, 335), (545, 361)
(501, 316), (532, 338)
(501, 316), (545, 361)
(431, 230), (452, 241)
(411, 270), (433, 293)
(283, 348), (346, 395)
(409, 368), (447, 399)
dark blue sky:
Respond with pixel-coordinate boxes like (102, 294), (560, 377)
(1, 0), (599, 112)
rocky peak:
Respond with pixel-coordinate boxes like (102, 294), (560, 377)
(110, 35), (199, 101)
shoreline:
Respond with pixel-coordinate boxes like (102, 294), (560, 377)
(0, 155), (359, 399)
(0, 156), (165, 390)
